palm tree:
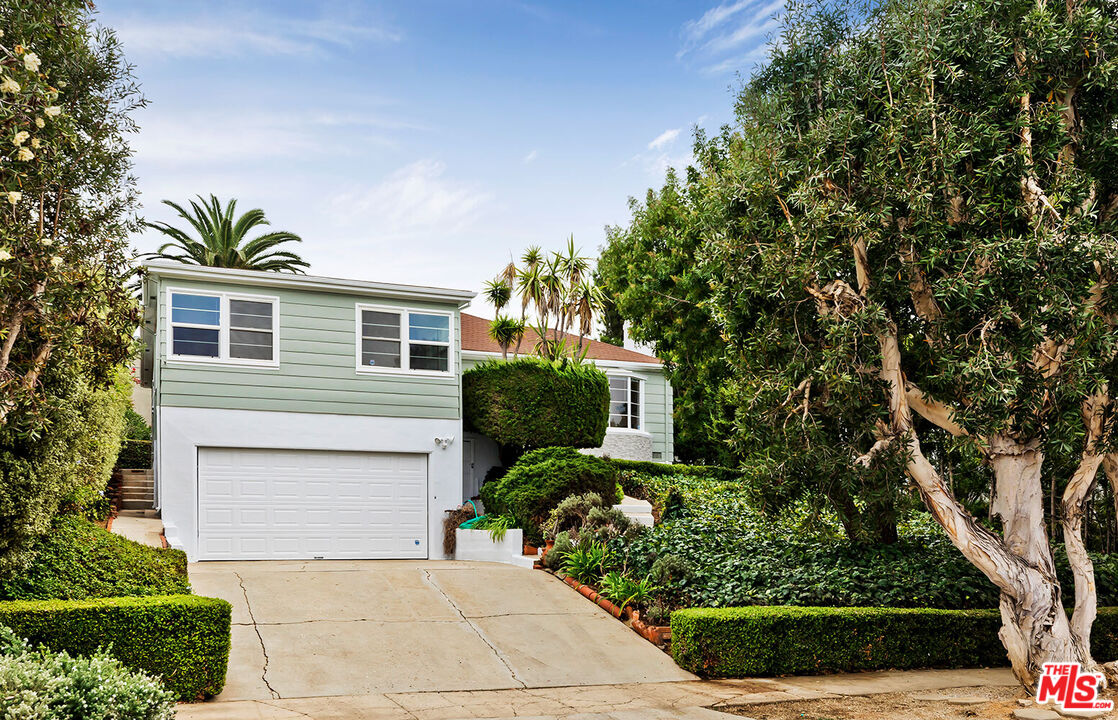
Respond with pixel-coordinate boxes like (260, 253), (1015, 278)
(488, 315), (526, 360)
(145, 195), (309, 273)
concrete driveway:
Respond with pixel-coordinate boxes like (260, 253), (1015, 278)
(188, 560), (694, 703)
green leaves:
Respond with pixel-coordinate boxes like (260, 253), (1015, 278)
(145, 194), (308, 273)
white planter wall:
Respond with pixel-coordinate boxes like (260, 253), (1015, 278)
(454, 528), (534, 568)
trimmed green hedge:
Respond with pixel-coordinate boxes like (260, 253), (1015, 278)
(463, 358), (609, 450)
(611, 459), (737, 482)
(480, 447), (621, 543)
(0, 515), (189, 601)
(671, 605), (1118, 677)
(0, 594), (231, 700)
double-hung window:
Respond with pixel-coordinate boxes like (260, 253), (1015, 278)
(168, 289), (278, 366)
(357, 305), (452, 374)
(608, 375), (643, 431)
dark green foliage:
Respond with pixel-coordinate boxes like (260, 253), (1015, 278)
(0, 594), (231, 700)
(480, 447), (620, 542)
(618, 471), (1118, 610)
(0, 626), (176, 719)
(463, 358), (609, 452)
(543, 530), (574, 570)
(671, 606), (1118, 677)
(1, 372), (132, 573)
(116, 408), (153, 469)
(0, 515), (188, 601)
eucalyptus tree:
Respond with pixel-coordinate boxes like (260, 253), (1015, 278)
(690, 0), (1118, 687)
(146, 195), (308, 273)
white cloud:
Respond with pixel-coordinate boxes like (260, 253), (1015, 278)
(132, 109), (400, 166)
(647, 128), (681, 151)
(678, 0), (786, 74)
(523, 149), (538, 164)
(114, 15), (401, 59)
(328, 160), (493, 241)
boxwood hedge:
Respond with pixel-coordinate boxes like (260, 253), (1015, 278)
(463, 358), (609, 451)
(0, 594), (231, 700)
(671, 605), (1118, 677)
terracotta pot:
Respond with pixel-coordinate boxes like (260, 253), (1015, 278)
(523, 542), (538, 556)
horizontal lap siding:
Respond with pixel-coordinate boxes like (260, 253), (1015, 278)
(154, 278), (461, 419)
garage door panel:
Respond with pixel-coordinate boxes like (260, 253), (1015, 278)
(197, 448), (428, 560)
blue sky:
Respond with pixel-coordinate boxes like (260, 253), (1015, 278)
(97, 1), (782, 315)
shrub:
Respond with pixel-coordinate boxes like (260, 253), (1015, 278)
(543, 530), (574, 570)
(0, 594), (232, 700)
(561, 538), (611, 584)
(116, 408), (153, 469)
(0, 515), (188, 601)
(0, 625), (176, 719)
(599, 571), (656, 610)
(671, 605), (1118, 677)
(0, 370), (131, 573)
(546, 492), (606, 541)
(463, 358), (610, 451)
(480, 447), (620, 542)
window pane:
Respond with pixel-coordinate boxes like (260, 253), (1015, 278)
(610, 401), (628, 418)
(172, 326), (219, 357)
(171, 294), (221, 327)
(630, 412), (641, 431)
(410, 343), (448, 371)
(230, 299), (273, 330)
(230, 329), (273, 360)
(409, 314), (450, 343)
(362, 310), (400, 339)
(609, 413), (629, 429)
(361, 338), (401, 368)
(630, 379), (641, 429)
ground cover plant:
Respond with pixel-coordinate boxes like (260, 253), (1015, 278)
(0, 515), (189, 601)
(613, 470), (1118, 612)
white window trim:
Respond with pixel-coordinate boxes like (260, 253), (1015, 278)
(607, 372), (648, 434)
(354, 303), (455, 377)
(165, 286), (280, 368)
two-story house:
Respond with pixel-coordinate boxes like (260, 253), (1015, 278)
(138, 262), (672, 562)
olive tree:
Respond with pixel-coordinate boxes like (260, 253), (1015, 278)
(685, 0), (1117, 687)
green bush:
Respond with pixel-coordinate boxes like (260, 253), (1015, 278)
(671, 605), (1118, 677)
(0, 369), (131, 573)
(0, 594), (231, 700)
(480, 447), (621, 542)
(116, 407), (153, 469)
(463, 358), (610, 451)
(0, 625), (175, 719)
(0, 515), (189, 601)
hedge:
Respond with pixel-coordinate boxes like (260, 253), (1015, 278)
(611, 459), (738, 482)
(0, 594), (231, 700)
(671, 605), (1118, 677)
(0, 515), (189, 601)
(463, 358), (609, 451)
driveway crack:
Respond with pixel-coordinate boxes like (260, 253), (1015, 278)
(234, 571), (281, 700)
(422, 569), (527, 689)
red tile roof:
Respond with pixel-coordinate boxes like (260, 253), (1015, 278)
(460, 313), (661, 365)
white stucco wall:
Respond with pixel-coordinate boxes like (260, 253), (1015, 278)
(156, 406), (462, 561)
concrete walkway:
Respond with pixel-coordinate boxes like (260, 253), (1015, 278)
(187, 560), (694, 704)
(109, 510), (164, 548)
(176, 668), (1019, 719)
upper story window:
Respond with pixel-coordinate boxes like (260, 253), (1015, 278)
(608, 375), (642, 431)
(356, 305), (452, 375)
(168, 289), (278, 366)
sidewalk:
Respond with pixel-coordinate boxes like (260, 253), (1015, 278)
(175, 667), (1018, 720)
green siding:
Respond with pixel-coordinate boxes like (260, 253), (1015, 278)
(153, 277), (462, 419)
(460, 354), (673, 460)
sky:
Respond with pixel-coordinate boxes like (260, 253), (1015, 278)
(95, 0), (783, 317)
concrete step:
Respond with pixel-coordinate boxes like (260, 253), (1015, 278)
(121, 498), (156, 510)
(614, 496), (655, 527)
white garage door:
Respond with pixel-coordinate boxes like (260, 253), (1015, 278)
(197, 447), (428, 560)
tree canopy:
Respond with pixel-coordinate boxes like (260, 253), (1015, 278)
(602, 0), (1118, 686)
